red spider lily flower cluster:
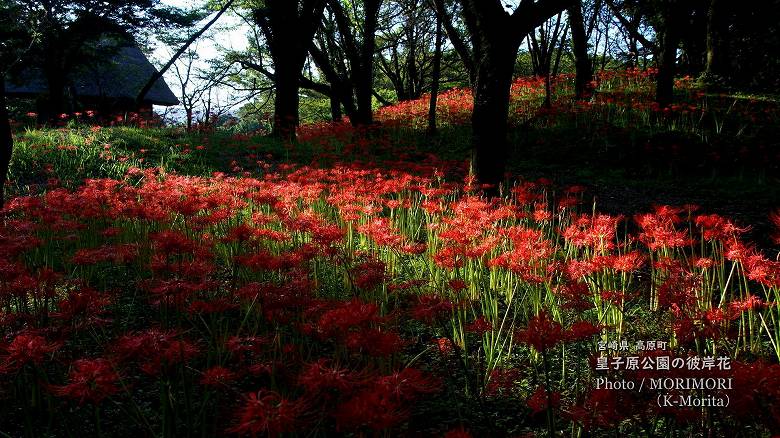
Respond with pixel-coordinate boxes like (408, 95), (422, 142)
(51, 358), (120, 404)
(515, 311), (601, 353)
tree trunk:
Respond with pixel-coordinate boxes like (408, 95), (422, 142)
(471, 43), (515, 193)
(459, 0), (571, 192)
(431, 0), (475, 84)
(352, 0), (381, 126)
(330, 95), (342, 121)
(0, 75), (12, 210)
(704, 0), (728, 84)
(427, 12), (443, 134)
(655, 6), (680, 108)
(186, 107), (193, 131)
(256, 0), (326, 138)
(568, 2), (593, 99)
(405, 1), (419, 101)
(273, 54), (301, 139)
(551, 25), (567, 77)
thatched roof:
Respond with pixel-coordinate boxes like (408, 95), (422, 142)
(5, 45), (179, 107)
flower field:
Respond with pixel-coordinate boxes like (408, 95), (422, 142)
(2, 72), (780, 436)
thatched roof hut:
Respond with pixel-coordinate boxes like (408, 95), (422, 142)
(5, 44), (179, 114)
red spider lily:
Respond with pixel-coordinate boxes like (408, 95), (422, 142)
(113, 329), (199, 374)
(310, 222), (345, 246)
(410, 295), (453, 324)
(52, 287), (112, 327)
(448, 279), (468, 292)
(553, 281), (592, 311)
(433, 246), (466, 269)
(527, 385), (561, 415)
(434, 337), (453, 355)
(564, 321), (602, 342)
(563, 258), (599, 280)
(563, 388), (624, 431)
(236, 246), (315, 272)
(657, 270), (700, 311)
(228, 390), (304, 437)
(376, 368), (441, 401)
(142, 278), (215, 308)
(693, 256), (715, 269)
(51, 358), (120, 404)
(744, 254), (780, 288)
(770, 209), (780, 245)
(728, 295), (767, 314)
(515, 311), (564, 353)
(150, 230), (200, 256)
(236, 276), (314, 313)
(226, 335), (269, 360)
(723, 240), (755, 263)
(297, 359), (364, 396)
(533, 203), (552, 222)
(334, 387), (407, 431)
(599, 289), (625, 305)
(357, 218), (405, 248)
(0, 263), (37, 302)
(484, 367), (522, 397)
(608, 251), (646, 272)
(652, 205), (687, 224)
(0, 332), (60, 373)
(401, 242), (427, 255)
(728, 361), (780, 428)
(137, 339), (200, 375)
(635, 212), (691, 250)
(561, 214), (622, 252)
(511, 182), (544, 205)
(500, 226), (555, 262)
(200, 366), (238, 388)
(695, 214), (747, 242)
(444, 427), (473, 438)
(150, 256), (215, 279)
(652, 256), (686, 274)
(188, 298), (238, 315)
(344, 328), (405, 357)
(466, 316), (493, 335)
(317, 299), (381, 336)
(71, 244), (138, 265)
(387, 279), (428, 293)
(351, 260), (387, 290)
(223, 224), (291, 244)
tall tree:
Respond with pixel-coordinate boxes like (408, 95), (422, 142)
(457, 0), (569, 192)
(251, 0), (327, 139)
(353, 0), (382, 125)
(651, 0), (686, 107)
(304, 0), (384, 127)
(606, 0), (701, 106)
(430, 0), (475, 84)
(427, 9), (443, 134)
(376, 0), (438, 102)
(527, 12), (568, 107)
(568, 0), (593, 99)
(702, 0), (728, 85)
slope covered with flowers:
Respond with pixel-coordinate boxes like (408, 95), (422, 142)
(2, 71), (780, 436)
